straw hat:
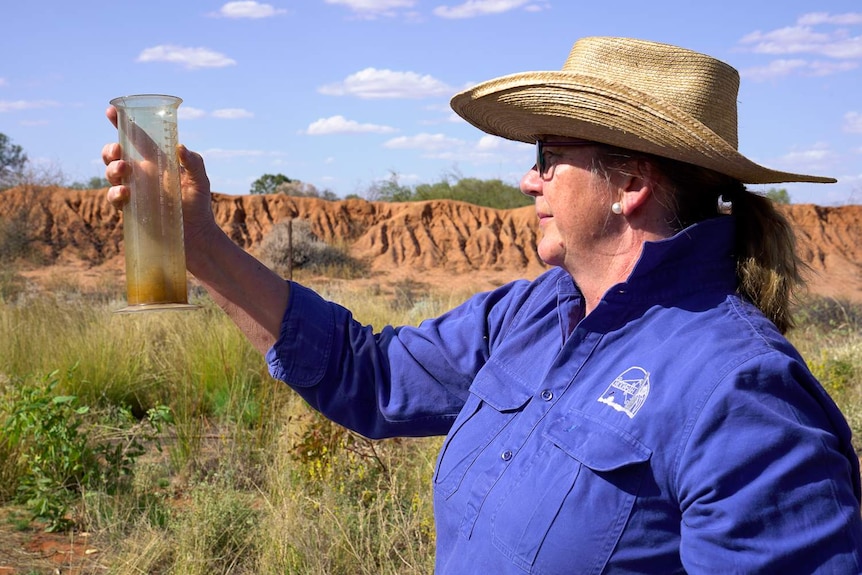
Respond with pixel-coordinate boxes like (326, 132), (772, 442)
(450, 36), (835, 184)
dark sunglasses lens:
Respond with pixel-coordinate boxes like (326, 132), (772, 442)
(536, 141), (544, 175)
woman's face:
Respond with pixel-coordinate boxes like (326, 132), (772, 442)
(521, 142), (621, 275)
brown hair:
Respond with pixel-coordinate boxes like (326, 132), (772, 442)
(590, 146), (804, 333)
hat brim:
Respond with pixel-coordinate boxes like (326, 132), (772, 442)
(450, 71), (836, 185)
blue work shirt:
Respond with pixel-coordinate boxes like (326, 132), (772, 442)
(268, 217), (862, 573)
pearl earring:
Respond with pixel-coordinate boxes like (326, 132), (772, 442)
(611, 202), (623, 215)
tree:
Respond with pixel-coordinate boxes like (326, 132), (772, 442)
(250, 173), (293, 195)
(366, 171), (413, 202)
(362, 171), (531, 209)
(69, 176), (111, 190)
(0, 133), (28, 190)
(765, 187), (791, 204)
(414, 177), (530, 209)
(275, 180), (339, 201)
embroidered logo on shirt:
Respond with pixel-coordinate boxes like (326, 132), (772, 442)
(597, 366), (650, 418)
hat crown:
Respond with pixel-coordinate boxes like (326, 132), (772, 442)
(564, 37), (740, 148)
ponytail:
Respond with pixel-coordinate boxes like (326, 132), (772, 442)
(728, 190), (804, 334)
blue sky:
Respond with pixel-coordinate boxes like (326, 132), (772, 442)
(2, 0), (861, 205)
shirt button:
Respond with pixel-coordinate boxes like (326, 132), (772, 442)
(541, 389), (554, 401)
(501, 450), (513, 461)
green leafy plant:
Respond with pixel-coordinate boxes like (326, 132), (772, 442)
(2, 369), (169, 531)
(4, 371), (96, 530)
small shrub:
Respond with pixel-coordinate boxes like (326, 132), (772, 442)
(808, 352), (856, 396)
(0, 266), (27, 303)
(391, 277), (431, 312)
(291, 411), (388, 503)
(258, 219), (367, 279)
(794, 296), (862, 332)
(170, 479), (260, 575)
(0, 207), (38, 264)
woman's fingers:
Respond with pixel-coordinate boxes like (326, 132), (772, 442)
(106, 184), (130, 208)
(102, 141), (129, 208)
(106, 105), (118, 129)
(103, 143), (129, 187)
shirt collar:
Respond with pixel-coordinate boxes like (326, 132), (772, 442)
(555, 216), (738, 331)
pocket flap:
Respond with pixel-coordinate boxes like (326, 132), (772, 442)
(470, 359), (533, 412)
(544, 410), (651, 472)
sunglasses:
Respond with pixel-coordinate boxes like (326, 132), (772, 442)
(535, 139), (594, 178)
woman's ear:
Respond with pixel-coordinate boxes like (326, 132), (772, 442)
(616, 159), (655, 215)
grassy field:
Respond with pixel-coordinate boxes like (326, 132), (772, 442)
(0, 269), (861, 574)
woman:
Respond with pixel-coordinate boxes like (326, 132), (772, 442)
(103, 36), (862, 573)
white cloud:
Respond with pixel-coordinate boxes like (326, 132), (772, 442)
(325, 0), (415, 17)
(212, 108), (254, 119)
(176, 107), (253, 120)
(201, 148), (269, 159)
(471, 135), (531, 164)
(845, 112), (862, 133)
(214, 1), (286, 18)
(382, 132), (529, 168)
(178, 107), (207, 120)
(305, 115), (396, 135)
(177, 106), (207, 120)
(807, 60), (859, 75)
(137, 45), (237, 69)
(798, 12), (862, 26)
(476, 134), (515, 151)
(740, 59), (808, 81)
(780, 148), (833, 163)
(738, 13), (862, 60)
(523, 2), (546, 12)
(772, 144), (836, 175)
(739, 27), (831, 54)
(740, 58), (859, 80)
(0, 99), (60, 112)
(384, 132), (463, 152)
(433, 0), (532, 19)
(384, 133), (460, 150)
(318, 67), (453, 99)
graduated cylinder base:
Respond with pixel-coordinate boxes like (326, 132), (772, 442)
(115, 302), (199, 313)
(115, 214), (199, 313)
(116, 248), (199, 313)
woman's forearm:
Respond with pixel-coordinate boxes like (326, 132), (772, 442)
(187, 228), (290, 355)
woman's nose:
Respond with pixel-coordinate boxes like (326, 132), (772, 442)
(520, 168), (542, 197)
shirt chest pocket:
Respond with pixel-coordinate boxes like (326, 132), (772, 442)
(491, 410), (652, 575)
(433, 360), (532, 499)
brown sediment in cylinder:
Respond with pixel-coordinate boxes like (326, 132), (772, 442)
(125, 265), (187, 305)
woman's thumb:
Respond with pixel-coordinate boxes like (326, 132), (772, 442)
(176, 144), (210, 188)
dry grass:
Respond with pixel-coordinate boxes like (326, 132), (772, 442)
(0, 271), (860, 573)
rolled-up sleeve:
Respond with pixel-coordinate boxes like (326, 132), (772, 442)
(266, 280), (526, 439)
